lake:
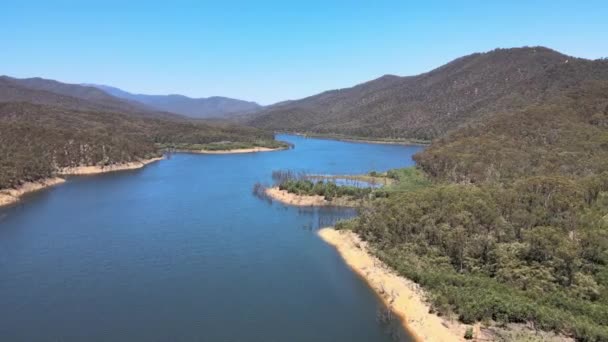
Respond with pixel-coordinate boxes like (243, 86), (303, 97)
(0, 134), (424, 342)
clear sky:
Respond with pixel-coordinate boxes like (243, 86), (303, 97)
(2, 1), (607, 104)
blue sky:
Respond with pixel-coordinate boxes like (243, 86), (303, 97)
(2, 1), (607, 104)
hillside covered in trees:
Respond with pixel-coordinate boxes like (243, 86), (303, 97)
(250, 47), (607, 141)
(0, 77), (281, 190)
(336, 72), (608, 339)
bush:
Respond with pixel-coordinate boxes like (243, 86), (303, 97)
(464, 327), (474, 340)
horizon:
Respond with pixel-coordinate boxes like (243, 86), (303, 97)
(2, 1), (607, 105)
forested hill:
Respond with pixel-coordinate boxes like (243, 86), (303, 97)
(90, 84), (262, 119)
(339, 62), (608, 339)
(415, 77), (608, 184)
(249, 47), (607, 140)
(0, 78), (280, 190)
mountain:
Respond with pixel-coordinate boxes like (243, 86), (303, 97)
(0, 77), (279, 189)
(347, 78), (608, 341)
(90, 84), (262, 119)
(249, 47), (607, 140)
(324, 51), (608, 341)
(0, 76), (160, 116)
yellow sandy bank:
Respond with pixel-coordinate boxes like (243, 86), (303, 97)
(265, 187), (360, 207)
(0, 157), (164, 207)
(265, 187), (328, 206)
(318, 228), (472, 342)
(0, 178), (66, 207)
(195, 146), (286, 154)
(58, 157), (163, 175)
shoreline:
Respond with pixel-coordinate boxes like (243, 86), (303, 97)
(0, 157), (164, 207)
(174, 146), (288, 155)
(283, 132), (431, 146)
(264, 187), (359, 207)
(58, 156), (164, 175)
(318, 228), (470, 342)
(0, 178), (66, 207)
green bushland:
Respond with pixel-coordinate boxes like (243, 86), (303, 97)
(275, 166), (430, 202)
(158, 139), (290, 152)
(336, 82), (608, 341)
(378, 167), (432, 195)
(338, 174), (608, 341)
(0, 101), (283, 189)
(278, 179), (372, 201)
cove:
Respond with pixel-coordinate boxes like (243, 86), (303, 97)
(0, 134), (424, 342)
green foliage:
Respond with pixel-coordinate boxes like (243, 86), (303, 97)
(464, 327), (474, 340)
(251, 48), (608, 141)
(0, 101), (280, 189)
(383, 167), (431, 194)
(415, 82), (608, 184)
(278, 179), (372, 201)
(347, 84), (608, 340)
(159, 139), (289, 151)
(349, 173), (608, 341)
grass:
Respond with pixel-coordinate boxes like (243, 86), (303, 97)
(274, 166), (431, 202)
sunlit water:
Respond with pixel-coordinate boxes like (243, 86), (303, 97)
(0, 134), (423, 341)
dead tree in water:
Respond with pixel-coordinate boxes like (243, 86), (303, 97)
(252, 182), (272, 204)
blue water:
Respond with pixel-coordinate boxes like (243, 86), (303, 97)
(0, 134), (423, 342)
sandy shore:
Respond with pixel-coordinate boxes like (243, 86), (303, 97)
(0, 178), (66, 207)
(264, 187), (359, 207)
(58, 156), (163, 175)
(192, 146), (287, 154)
(318, 228), (471, 342)
(265, 187), (328, 206)
(0, 157), (164, 207)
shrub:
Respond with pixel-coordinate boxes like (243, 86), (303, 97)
(464, 327), (474, 340)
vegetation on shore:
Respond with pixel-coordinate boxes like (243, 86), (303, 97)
(285, 132), (430, 145)
(278, 179), (372, 201)
(335, 82), (608, 341)
(157, 139), (290, 152)
(267, 167), (429, 203)
(0, 78), (284, 190)
(250, 47), (607, 141)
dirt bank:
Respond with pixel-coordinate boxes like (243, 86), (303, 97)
(58, 157), (163, 175)
(318, 228), (471, 342)
(0, 178), (66, 207)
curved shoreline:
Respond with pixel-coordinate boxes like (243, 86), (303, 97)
(179, 146), (288, 155)
(0, 178), (66, 207)
(58, 156), (164, 175)
(0, 157), (164, 207)
(318, 228), (468, 342)
(264, 187), (359, 207)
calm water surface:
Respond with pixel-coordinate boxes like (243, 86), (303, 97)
(0, 134), (423, 341)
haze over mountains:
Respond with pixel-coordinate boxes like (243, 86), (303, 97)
(249, 46), (608, 140)
(89, 84), (262, 119)
(0, 75), (161, 117)
(1, 75), (263, 120)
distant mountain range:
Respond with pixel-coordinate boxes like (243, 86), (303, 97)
(0, 75), (277, 189)
(87, 84), (262, 119)
(0, 76), (160, 117)
(248, 46), (608, 140)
